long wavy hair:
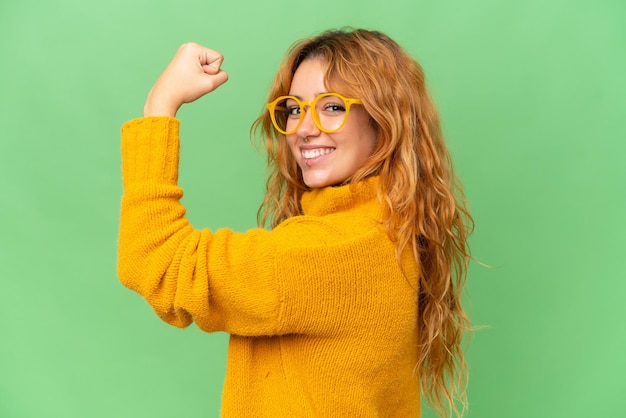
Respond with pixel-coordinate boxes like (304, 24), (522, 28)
(251, 28), (473, 417)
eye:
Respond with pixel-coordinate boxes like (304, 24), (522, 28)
(317, 95), (348, 115)
(286, 105), (301, 117)
(319, 102), (346, 116)
(323, 103), (346, 112)
(284, 99), (302, 119)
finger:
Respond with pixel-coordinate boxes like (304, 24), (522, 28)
(199, 50), (224, 74)
(192, 69), (229, 98)
(208, 69), (229, 88)
(201, 64), (220, 75)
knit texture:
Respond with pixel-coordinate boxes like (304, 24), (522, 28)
(118, 117), (421, 417)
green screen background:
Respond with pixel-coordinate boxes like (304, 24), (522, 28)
(1, 0), (624, 417)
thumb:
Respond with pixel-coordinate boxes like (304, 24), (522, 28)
(195, 67), (229, 95)
(200, 51), (224, 75)
(201, 63), (222, 75)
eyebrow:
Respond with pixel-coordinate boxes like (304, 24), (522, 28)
(287, 92), (330, 100)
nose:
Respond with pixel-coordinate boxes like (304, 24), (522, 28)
(295, 106), (321, 139)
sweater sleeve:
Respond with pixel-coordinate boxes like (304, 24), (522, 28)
(118, 117), (282, 335)
(118, 117), (411, 338)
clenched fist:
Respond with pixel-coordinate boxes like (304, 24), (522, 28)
(143, 43), (229, 117)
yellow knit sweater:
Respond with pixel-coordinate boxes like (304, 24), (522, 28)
(118, 117), (420, 417)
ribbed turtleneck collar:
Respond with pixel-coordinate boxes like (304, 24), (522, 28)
(300, 176), (382, 221)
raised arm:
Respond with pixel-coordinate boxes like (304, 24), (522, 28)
(117, 44), (286, 335)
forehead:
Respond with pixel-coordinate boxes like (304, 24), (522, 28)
(289, 58), (348, 97)
(289, 58), (327, 93)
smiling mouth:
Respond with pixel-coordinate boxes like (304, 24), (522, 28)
(302, 148), (335, 159)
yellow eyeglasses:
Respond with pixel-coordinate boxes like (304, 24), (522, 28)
(266, 93), (363, 135)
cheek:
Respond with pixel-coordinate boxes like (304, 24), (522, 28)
(358, 139), (376, 163)
(364, 120), (379, 155)
(286, 136), (298, 155)
(348, 112), (377, 151)
(367, 131), (378, 155)
(352, 125), (378, 159)
(286, 136), (303, 165)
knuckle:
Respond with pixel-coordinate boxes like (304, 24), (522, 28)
(179, 42), (198, 52)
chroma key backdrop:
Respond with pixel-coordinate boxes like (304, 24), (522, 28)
(1, 0), (624, 417)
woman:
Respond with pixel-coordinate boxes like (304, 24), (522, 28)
(118, 28), (473, 417)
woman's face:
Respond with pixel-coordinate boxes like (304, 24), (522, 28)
(287, 58), (377, 188)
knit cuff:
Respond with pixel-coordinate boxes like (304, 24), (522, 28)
(121, 117), (181, 185)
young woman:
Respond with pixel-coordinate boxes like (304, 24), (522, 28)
(118, 28), (473, 417)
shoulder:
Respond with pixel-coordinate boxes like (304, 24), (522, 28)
(270, 212), (386, 251)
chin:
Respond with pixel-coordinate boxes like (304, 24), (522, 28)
(302, 172), (347, 189)
(303, 178), (331, 189)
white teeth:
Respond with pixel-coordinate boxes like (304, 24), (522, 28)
(302, 148), (334, 159)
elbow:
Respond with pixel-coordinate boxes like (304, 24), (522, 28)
(117, 261), (193, 329)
